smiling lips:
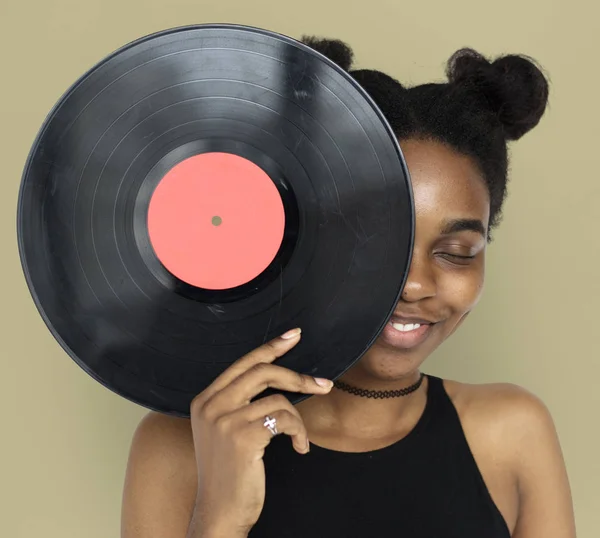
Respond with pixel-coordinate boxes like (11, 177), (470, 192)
(391, 321), (423, 332)
(381, 317), (437, 350)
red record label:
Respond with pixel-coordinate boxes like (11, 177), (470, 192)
(147, 152), (286, 289)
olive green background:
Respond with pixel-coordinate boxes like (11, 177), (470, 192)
(2, 0), (598, 536)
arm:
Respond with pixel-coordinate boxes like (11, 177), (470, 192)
(121, 411), (200, 538)
(509, 391), (576, 538)
(122, 332), (319, 538)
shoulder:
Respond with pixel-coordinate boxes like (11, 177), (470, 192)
(439, 379), (575, 536)
(133, 410), (195, 447)
(122, 412), (198, 537)
(444, 378), (553, 423)
(441, 378), (572, 513)
(128, 411), (196, 477)
(440, 378), (576, 536)
(442, 378), (556, 447)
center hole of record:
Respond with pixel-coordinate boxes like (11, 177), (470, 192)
(147, 152), (285, 290)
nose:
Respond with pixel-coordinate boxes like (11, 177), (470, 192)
(400, 251), (436, 303)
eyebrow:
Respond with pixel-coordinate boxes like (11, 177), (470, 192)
(440, 218), (487, 237)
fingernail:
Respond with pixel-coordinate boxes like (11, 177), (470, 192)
(280, 328), (302, 340)
(306, 438), (310, 452)
(314, 377), (333, 388)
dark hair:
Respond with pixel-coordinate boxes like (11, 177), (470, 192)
(301, 36), (550, 239)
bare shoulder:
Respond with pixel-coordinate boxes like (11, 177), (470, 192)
(443, 378), (560, 472)
(131, 410), (196, 459)
(441, 378), (576, 538)
(444, 378), (554, 435)
(121, 411), (198, 538)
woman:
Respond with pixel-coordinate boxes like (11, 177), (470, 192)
(121, 37), (576, 538)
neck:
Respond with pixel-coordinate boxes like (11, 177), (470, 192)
(297, 367), (427, 442)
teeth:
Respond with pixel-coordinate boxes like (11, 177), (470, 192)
(391, 322), (421, 332)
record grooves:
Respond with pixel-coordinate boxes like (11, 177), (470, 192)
(17, 24), (414, 417)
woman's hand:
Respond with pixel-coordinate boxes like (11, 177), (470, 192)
(188, 328), (333, 537)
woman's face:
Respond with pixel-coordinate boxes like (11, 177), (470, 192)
(357, 138), (491, 381)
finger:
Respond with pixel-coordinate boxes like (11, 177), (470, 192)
(244, 409), (309, 454)
(227, 394), (308, 453)
(195, 328), (302, 405)
(237, 394), (304, 424)
(210, 362), (333, 410)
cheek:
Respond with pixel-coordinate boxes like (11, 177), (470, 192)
(438, 265), (485, 314)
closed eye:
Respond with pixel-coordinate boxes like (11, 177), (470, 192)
(437, 253), (476, 265)
(442, 254), (475, 259)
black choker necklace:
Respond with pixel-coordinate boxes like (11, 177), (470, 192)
(333, 373), (425, 399)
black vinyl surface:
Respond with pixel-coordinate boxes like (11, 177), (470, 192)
(17, 24), (414, 417)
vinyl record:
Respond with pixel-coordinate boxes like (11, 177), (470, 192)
(17, 24), (414, 417)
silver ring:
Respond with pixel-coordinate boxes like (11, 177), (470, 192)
(263, 415), (278, 436)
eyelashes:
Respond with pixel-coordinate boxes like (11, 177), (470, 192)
(442, 254), (475, 259)
(437, 253), (477, 265)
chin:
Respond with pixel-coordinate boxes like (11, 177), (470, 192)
(350, 342), (425, 384)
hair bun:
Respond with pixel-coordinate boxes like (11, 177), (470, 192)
(446, 48), (549, 140)
(300, 35), (354, 71)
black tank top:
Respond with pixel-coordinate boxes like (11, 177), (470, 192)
(249, 375), (510, 538)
